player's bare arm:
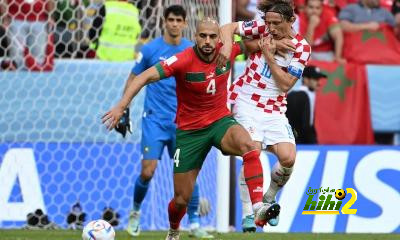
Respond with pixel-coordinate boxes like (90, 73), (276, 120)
(219, 21), (296, 67)
(122, 73), (137, 95)
(102, 66), (161, 130)
(260, 36), (298, 92)
(218, 22), (240, 67)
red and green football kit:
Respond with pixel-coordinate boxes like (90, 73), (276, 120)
(155, 42), (243, 172)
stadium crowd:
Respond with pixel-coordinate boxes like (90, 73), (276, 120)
(0, 0), (399, 70)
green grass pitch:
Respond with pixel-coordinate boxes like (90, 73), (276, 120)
(0, 230), (398, 240)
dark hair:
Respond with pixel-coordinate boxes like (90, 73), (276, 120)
(164, 5), (186, 20)
(258, 0), (294, 21)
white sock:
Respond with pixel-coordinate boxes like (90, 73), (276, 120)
(190, 222), (200, 230)
(238, 165), (254, 219)
(264, 162), (293, 203)
(252, 202), (264, 213)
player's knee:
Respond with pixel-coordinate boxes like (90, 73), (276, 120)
(279, 152), (296, 168)
(240, 140), (259, 155)
(140, 166), (156, 181)
(174, 192), (190, 207)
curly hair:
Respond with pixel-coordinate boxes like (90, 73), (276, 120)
(258, 0), (295, 21)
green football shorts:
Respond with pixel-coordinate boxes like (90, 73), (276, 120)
(173, 115), (239, 173)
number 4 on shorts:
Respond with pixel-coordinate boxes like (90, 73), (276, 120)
(173, 148), (180, 167)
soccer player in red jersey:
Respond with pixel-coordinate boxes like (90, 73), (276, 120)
(102, 18), (280, 240)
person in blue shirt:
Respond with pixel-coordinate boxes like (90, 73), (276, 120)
(118, 5), (214, 238)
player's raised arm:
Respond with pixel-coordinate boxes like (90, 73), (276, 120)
(218, 19), (269, 68)
(102, 66), (161, 130)
(217, 22), (241, 68)
(260, 36), (309, 92)
(260, 36), (294, 92)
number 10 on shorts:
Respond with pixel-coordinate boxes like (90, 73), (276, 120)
(173, 148), (180, 167)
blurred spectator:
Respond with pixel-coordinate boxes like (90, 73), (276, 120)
(294, 0), (306, 12)
(296, 0), (359, 14)
(85, 0), (141, 61)
(393, 0), (400, 37)
(299, 0), (345, 63)
(235, 0), (254, 21)
(237, 0), (300, 31)
(323, 0), (352, 15)
(339, 0), (396, 32)
(286, 66), (326, 144)
(381, 0), (394, 11)
(53, 0), (89, 58)
(235, 0), (263, 21)
(2, 0), (55, 70)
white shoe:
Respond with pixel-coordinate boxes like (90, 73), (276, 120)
(254, 202), (280, 227)
(126, 210), (140, 236)
(165, 228), (180, 240)
(189, 227), (214, 238)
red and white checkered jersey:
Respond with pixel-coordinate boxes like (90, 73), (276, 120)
(229, 20), (311, 115)
(239, 20), (269, 39)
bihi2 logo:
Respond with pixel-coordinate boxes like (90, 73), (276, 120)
(302, 187), (358, 215)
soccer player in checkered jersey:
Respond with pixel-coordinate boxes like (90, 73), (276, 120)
(103, 18), (281, 240)
(219, 0), (311, 229)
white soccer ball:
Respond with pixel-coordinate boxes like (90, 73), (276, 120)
(82, 219), (115, 240)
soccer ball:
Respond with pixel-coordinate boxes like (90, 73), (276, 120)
(335, 189), (346, 200)
(82, 220), (115, 240)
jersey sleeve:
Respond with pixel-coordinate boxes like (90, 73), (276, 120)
(238, 20), (268, 39)
(288, 39), (311, 79)
(338, 5), (355, 22)
(154, 50), (189, 79)
(326, 10), (339, 29)
(131, 45), (149, 75)
(384, 9), (396, 26)
(231, 41), (245, 58)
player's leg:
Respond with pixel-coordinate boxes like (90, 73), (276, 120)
(265, 143), (296, 202)
(238, 166), (256, 232)
(167, 169), (199, 240)
(166, 127), (212, 239)
(263, 119), (296, 226)
(219, 123), (279, 226)
(133, 160), (158, 209)
(165, 124), (214, 239)
(128, 159), (158, 236)
(211, 116), (277, 226)
(127, 117), (166, 236)
(264, 142), (295, 225)
(166, 126), (214, 239)
(187, 183), (200, 228)
(187, 182), (214, 238)
(233, 106), (264, 232)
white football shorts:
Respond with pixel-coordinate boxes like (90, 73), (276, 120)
(232, 101), (296, 146)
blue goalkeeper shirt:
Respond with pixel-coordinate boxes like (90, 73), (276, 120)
(132, 37), (192, 121)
